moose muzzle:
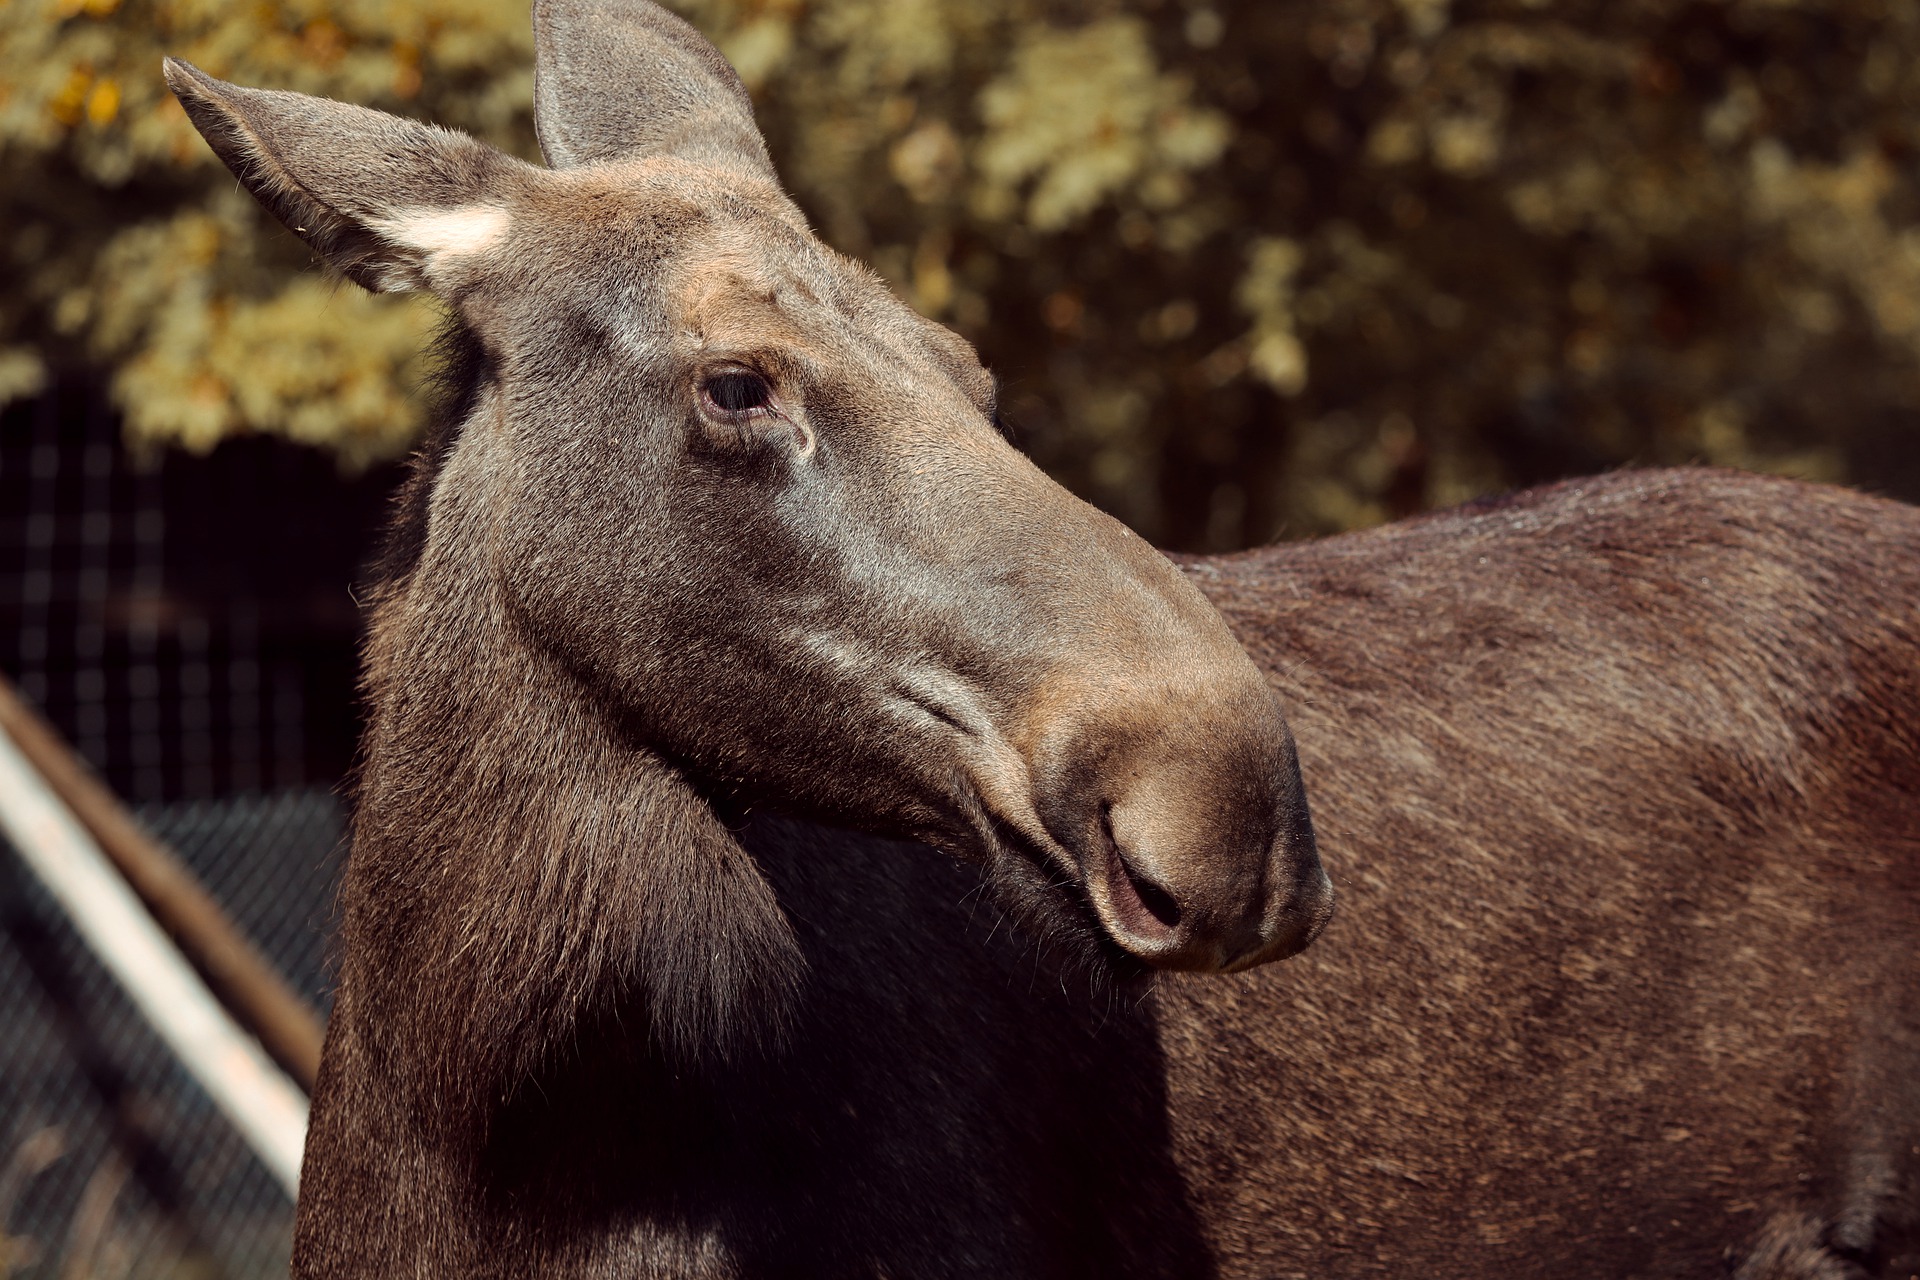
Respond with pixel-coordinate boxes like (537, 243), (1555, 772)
(1026, 667), (1333, 974)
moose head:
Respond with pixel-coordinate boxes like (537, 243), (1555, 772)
(166, 0), (1330, 1077)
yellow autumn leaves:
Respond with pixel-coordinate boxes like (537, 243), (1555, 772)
(2, 0), (533, 460)
(973, 19), (1228, 232)
(5, 0), (1920, 547)
(6, 0), (1248, 469)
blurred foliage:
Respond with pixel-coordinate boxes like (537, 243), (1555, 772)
(6, 0), (1920, 544)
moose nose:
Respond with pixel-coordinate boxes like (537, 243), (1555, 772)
(1032, 683), (1332, 973)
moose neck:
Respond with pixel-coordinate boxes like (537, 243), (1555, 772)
(343, 425), (805, 1137)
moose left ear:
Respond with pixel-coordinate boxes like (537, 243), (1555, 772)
(163, 58), (533, 294)
(532, 0), (777, 180)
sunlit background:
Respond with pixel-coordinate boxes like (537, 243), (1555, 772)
(4, 0), (1920, 1273)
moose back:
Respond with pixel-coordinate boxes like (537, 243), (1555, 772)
(164, 2), (1920, 1276)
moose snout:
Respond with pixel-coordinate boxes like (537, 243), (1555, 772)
(1030, 682), (1332, 974)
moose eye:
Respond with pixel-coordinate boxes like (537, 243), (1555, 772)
(693, 364), (813, 459)
(702, 370), (773, 417)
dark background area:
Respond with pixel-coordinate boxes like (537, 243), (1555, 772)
(0, 385), (364, 1277)
(0, 384), (391, 803)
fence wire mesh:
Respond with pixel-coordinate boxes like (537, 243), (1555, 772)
(1, 383), (379, 1280)
(1, 789), (344, 1280)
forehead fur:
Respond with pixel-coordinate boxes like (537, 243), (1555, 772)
(488, 158), (992, 410)
(509, 162), (831, 302)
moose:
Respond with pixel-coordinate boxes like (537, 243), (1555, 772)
(165, 1), (1920, 1276)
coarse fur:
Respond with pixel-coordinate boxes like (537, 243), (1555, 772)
(1163, 470), (1920, 1278)
(161, 4), (1920, 1276)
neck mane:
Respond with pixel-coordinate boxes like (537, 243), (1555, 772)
(341, 396), (804, 1135)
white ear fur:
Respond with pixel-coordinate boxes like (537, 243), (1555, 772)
(374, 203), (513, 290)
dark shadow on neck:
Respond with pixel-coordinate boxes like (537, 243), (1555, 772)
(470, 813), (1216, 1278)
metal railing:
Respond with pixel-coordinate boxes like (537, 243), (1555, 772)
(0, 689), (342, 1278)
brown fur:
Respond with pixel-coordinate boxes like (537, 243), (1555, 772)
(160, 6), (1920, 1276)
(1163, 470), (1920, 1276)
(296, 467), (1920, 1280)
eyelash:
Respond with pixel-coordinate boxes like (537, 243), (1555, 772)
(701, 369), (775, 420)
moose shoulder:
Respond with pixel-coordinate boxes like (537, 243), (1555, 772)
(163, 2), (1920, 1276)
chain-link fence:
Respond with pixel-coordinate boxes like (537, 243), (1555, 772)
(1, 789), (344, 1279)
(0, 384), (385, 1278)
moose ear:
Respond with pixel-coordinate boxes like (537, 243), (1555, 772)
(163, 58), (529, 294)
(532, 0), (775, 180)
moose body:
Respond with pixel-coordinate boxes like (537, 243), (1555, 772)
(289, 466), (1920, 1280)
(1161, 469), (1920, 1277)
(163, 3), (1920, 1276)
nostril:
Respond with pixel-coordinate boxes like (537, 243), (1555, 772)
(1098, 803), (1183, 936)
(1127, 865), (1182, 931)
